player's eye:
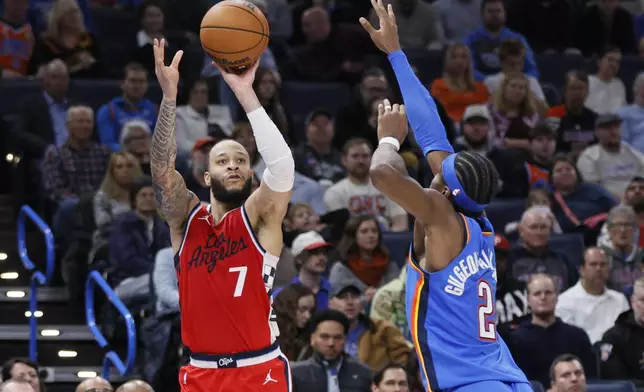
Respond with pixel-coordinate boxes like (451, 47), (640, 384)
(237, 158), (246, 164)
(218, 159), (227, 165)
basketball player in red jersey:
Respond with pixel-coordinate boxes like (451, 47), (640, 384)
(150, 39), (294, 392)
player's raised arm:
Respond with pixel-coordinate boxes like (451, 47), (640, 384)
(150, 39), (199, 237)
(370, 100), (448, 226)
(216, 62), (294, 249)
(360, 0), (452, 175)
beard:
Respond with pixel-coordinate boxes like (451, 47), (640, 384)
(209, 176), (253, 207)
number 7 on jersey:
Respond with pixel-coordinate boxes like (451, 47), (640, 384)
(229, 266), (248, 297)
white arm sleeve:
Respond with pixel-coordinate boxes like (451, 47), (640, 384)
(246, 107), (295, 192)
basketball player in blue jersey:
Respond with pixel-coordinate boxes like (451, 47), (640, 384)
(360, 1), (532, 391)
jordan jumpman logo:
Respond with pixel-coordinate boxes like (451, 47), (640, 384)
(263, 369), (278, 385)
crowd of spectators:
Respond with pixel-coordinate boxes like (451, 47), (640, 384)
(3, 0), (644, 391)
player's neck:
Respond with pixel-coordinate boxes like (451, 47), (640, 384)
(298, 270), (321, 290)
(531, 313), (556, 328)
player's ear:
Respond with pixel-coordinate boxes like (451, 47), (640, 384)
(204, 171), (211, 186)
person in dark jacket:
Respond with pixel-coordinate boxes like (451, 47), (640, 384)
(291, 309), (372, 392)
(509, 273), (597, 387)
(108, 175), (171, 302)
(599, 276), (644, 386)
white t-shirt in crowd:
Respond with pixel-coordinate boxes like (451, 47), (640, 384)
(577, 142), (644, 196)
(484, 72), (546, 102)
(555, 281), (630, 343)
(324, 178), (406, 229)
(585, 75), (627, 115)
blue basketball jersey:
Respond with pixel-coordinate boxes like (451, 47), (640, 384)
(405, 213), (529, 391)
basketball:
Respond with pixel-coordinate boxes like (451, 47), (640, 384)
(200, 0), (270, 73)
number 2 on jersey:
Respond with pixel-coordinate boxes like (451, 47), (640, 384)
(229, 266), (248, 297)
(477, 280), (496, 341)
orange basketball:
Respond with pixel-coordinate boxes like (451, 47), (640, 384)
(200, 0), (270, 73)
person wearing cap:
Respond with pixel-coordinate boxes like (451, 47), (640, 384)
(585, 46), (627, 115)
(577, 112), (644, 198)
(120, 119), (152, 174)
(328, 281), (411, 371)
(290, 310), (372, 392)
(494, 234), (528, 334)
(273, 231), (333, 309)
(293, 108), (346, 185)
(182, 136), (218, 202)
(493, 122), (556, 198)
(453, 104), (495, 156)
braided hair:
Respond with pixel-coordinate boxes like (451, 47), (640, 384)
(451, 151), (500, 214)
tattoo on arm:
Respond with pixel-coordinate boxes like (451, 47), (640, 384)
(150, 97), (193, 226)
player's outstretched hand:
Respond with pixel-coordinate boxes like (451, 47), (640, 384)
(359, 0), (401, 54)
(153, 38), (183, 99)
(377, 98), (408, 144)
(215, 60), (261, 93)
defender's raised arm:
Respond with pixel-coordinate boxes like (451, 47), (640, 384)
(150, 39), (198, 239)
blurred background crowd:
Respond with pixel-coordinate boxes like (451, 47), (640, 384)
(2, 0), (644, 391)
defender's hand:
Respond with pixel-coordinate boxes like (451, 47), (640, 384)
(153, 38), (183, 99)
(377, 99), (408, 144)
(359, 0), (401, 54)
(214, 60), (261, 93)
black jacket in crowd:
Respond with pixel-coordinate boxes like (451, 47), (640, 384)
(291, 352), (372, 392)
(600, 310), (644, 387)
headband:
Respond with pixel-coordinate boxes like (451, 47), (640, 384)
(441, 154), (488, 213)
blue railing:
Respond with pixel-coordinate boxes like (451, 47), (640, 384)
(85, 271), (137, 379)
(17, 205), (56, 362)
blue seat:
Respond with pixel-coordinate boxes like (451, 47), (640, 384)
(0, 80), (41, 117)
(382, 231), (412, 268)
(530, 380), (545, 392)
(541, 83), (561, 106)
(548, 233), (585, 267)
(587, 380), (636, 392)
(486, 199), (526, 234)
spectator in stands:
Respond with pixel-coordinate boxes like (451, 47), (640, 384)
(326, 281), (410, 370)
(484, 38), (546, 103)
(0, 381), (34, 392)
(493, 123), (556, 198)
(600, 205), (644, 292)
(510, 207), (578, 290)
(577, 0), (636, 56)
(109, 175), (171, 302)
(120, 119), (152, 175)
(585, 47), (627, 115)
(75, 377), (112, 392)
(433, 0), (482, 43)
(506, 0), (576, 54)
(556, 247), (630, 343)
(184, 137), (215, 202)
(599, 275), (644, 384)
(488, 72), (542, 150)
(371, 363), (409, 392)
(1, 359), (41, 392)
(368, 0), (443, 50)
(495, 234), (529, 329)
(232, 122), (266, 178)
(132, 0), (190, 76)
(550, 156), (618, 234)
(289, 7), (371, 83)
(283, 203), (338, 247)
(290, 172), (329, 215)
(548, 354), (588, 392)
(115, 380), (154, 392)
(253, 67), (291, 138)
(274, 231), (332, 309)
(152, 247), (178, 314)
(324, 139), (408, 231)
(464, 0), (538, 81)
(334, 68), (389, 150)
(290, 310), (372, 392)
(453, 104), (497, 155)
(504, 189), (564, 240)
(0, 0), (34, 78)
(42, 105), (110, 240)
(175, 79), (233, 155)
(274, 284), (316, 360)
(90, 152), (141, 263)
(598, 176), (644, 248)
(370, 265), (409, 341)
(547, 71), (598, 155)
(96, 62), (157, 151)
(331, 214), (400, 299)
(293, 109), (346, 185)
(508, 273), (596, 386)
(30, 0), (102, 78)
(577, 113), (644, 198)
(618, 72), (644, 152)
(430, 44), (490, 123)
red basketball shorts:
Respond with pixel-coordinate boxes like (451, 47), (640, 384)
(179, 343), (291, 392)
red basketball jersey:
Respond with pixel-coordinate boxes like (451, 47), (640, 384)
(176, 203), (279, 355)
